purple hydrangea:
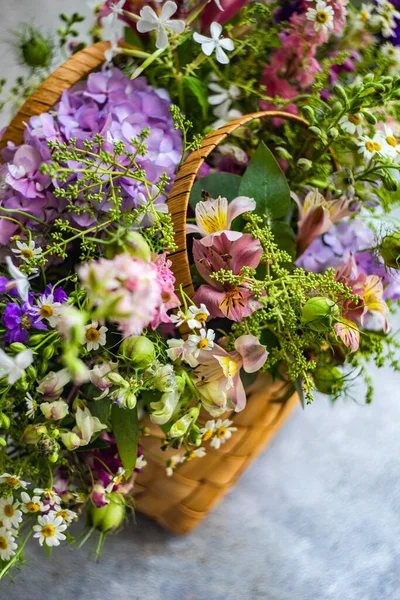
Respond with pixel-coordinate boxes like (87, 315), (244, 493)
(296, 220), (400, 301)
(0, 67), (182, 243)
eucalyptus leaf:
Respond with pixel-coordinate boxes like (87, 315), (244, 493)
(111, 404), (139, 476)
(189, 173), (241, 209)
(238, 141), (291, 220)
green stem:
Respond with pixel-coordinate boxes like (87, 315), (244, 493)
(0, 527), (33, 581)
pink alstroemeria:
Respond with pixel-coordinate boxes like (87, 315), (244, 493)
(334, 318), (360, 353)
(295, 190), (355, 255)
(193, 283), (261, 322)
(187, 195), (256, 241)
(196, 334), (268, 412)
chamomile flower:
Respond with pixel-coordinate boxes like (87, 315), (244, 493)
(357, 135), (384, 160)
(187, 328), (215, 358)
(0, 497), (23, 529)
(84, 321), (108, 352)
(165, 455), (183, 477)
(25, 392), (37, 419)
(357, 3), (373, 25)
(193, 22), (234, 65)
(379, 125), (400, 158)
(185, 447), (206, 461)
(12, 239), (43, 263)
(0, 473), (29, 490)
(54, 508), (78, 525)
(209, 419), (237, 449)
(20, 491), (49, 514)
(34, 487), (62, 507)
(306, 1), (335, 33)
(135, 455), (147, 470)
(339, 112), (364, 136)
(170, 309), (188, 328)
(200, 419), (217, 441)
(105, 467), (126, 493)
(0, 527), (17, 561)
(36, 294), (62, 327)
(187, 304), (210, 329)
(33, 512), (67, 547)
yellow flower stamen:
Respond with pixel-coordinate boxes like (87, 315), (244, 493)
(5, 476), (19, 488)
(216, 426), (227, 439)
(386, 135), (397, 147)
(198, 338), (209, 350)
(0, 536), (8, 550)
(202, 429), (213, 441)
(40, 305), (54, 319)
(21, 248), (34, 260)
(4, 505), (14, 518)
(41, 524), (56, 538)
(373, 142), (382, 151)
(316, 10), (329, 24)
(348, 114), (362, 125)
(365, 141), (375, 152)
(85, 327), (100, 342)
(26, 502), (40, 513)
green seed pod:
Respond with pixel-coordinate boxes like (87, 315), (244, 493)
(302, 106), (315, 122)
(362, 110), (377, 125)
(329, 127), (339, 139)
(0, 413), (11, 430)
(26, 365), (38, 381)
(120, 336), (156, 368)
(333, 84), (348, 102)
(330, 101), (343, 116)
(28, 334), (47, 346)
(0, 438), (6, 448)
(10, 342), (27, 353)
(308, 126), (323, 137)
(380, 232), (400, 269)
(87, 493), (126, 532)
(382, 171), (398, 192)
(43, 345), (55, 361)
(301, 297), (339, 332)
(313, 365), (344, 395)
(275, 147), (292, 160)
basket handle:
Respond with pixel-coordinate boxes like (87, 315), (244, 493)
(168, 110), (309, 297)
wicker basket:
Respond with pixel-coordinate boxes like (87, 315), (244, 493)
(0, 42), (300, 534)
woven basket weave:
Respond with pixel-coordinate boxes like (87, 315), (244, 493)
(0, 42), (300, 534)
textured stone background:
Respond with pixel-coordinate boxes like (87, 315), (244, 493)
(2, 3), (400, 598)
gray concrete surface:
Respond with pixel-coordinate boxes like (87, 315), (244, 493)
(2, 2), (400, 598)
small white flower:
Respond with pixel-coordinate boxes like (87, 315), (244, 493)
(339, 112), (364, 136)
(208, 78), (240, 110)
(0, 348), (33, 385)
(166, 338), (199, 367)
(187, 304), (210, 329)
(0, 527), (17, 561)
(306, 1), (335, 33)
(379, 124), (400, 158)
(33, 488), (62, 507)
(135, 455), (147, 470)
(104, 30), (123, 63)
(187, 328), (215, 358)
(84, 321), (108, 352)
(185, 447), (206, 462)
(20, 491), (49, 515)
(200, 419), (217, 441)
(357, 134), (384, 160)
(165, 455), (183, 476)
(105, 467), (126, 493)
(357, 3), (373, 25)
(53, 508), (78, 525)
(0, 497), (23, 530)
(0, 473), (29, 490)
(25, 392), (37, 419)
(36, 294), (62, 328)
(137, 1), (185, 50)
(12, 240), (43, 263)
(193, 22), (234, 65)
(5, 256), (30, 302)
(33, 512), (67, 547)
(101, 0), (125, 27)
(170, 309), (188, 328)
(209, 419), (237, 449)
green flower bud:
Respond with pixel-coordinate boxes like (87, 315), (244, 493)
(43, 345), (55, 361)
(20, 30), (52, 68)
(302, 106), (315, 121)
(108, 372), (127, 387)
(23, 424), (47, 444)
(169, 407), (200, 438)
(362, 110), (377, 125)
(48, 450), (59, 463)
(87, 492), (126, 532)
(382, 171), (398, 192)
(308, 126), (323, 137)
(297, 158), (313, 171)
(26, 365), (37, 380)
(0, 438), (6, 448)
(28, 334), (47, 346)
(380, 232), (400, 269)
(0, 413), (11, 429)
(10, 342), (27, 353)
(313, 365), (343, 395)
(275, 147), (292, 160)
(333, 84), (348, 102)
(301, 297), (339, 332)
(61, 431), (81, 450)
(105, 232), (151, 261)
(120, 336), (155, 368)
(329, 127), (339, 139)
(331, 101), (343, 116)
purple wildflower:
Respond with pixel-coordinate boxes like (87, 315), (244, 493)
(3, 300), (47, 343)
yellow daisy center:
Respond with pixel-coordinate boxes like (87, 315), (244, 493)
(86, 327), (100, 342)
(185, 452), (197, 462)
(56, 510), (69, 520)
(386, 135), (397, 147)
(202, 429), (214, 441)
(348, 114), (362, 125)
(316, 10), (329, 24)
(4, 504), (14, 518)
(21, 248), (34, 260)
(40, 304), (54, 319)
(196, 312), (208, 324)
(26, 502), (40, 513)
(198, 338), (209, 350)
(365, 141), (375, 152)
(360, 10), (369, 22)
(0, 536), (8, 550)
(42, 524), (56, 538)
(216, 426), (227, 439)
(5, 476), (19, 488)
(373, 141), (381, 151)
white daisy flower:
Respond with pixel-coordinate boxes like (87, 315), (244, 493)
(187, 304), (210, 329)
(357, 3), (373, 25)
(105, 467), (126, 493)
(0, 473), (29, 490)
(36, 294), (62, 328)
(339, 112), (364, 136)
(379, 124), (400, 158)
(0, 527), (17, 562)
(0, 497), (23, 530)
(200, 419), (217, 441)
(306, 1), (335, 33)
(135, 455), (147, 470)
(25, 392), (37, 419)
(83, 321), (108, 352)
(357, 135), (384, 160)
(166, 338), (200, 367)
(185, 447), (206, 462)
(12, 240), (43, 263)
(33, 512), (67, 547)
(20, 491), (49, 515)
(165, 455), (183, 477)
(33, 488), (62, 507)
(137, 1), (185, 50)
(169, 309), (188, 328)
(187, 328), (215, 358)
(209, 419), (237, 449)
(53, 508), (78, 525)
(5, 257), (30, 302)
(193, 22), (234, 65)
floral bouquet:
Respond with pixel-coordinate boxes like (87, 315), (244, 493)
(0, 0), (399, 578)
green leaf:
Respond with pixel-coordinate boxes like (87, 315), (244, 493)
(111, 404), (138, 476)
(89, 398), (111, 425)
(238, 141), (291, 220)
(189, 173), (241, 209)
(123, 27), (144, 49)
(269, 221), (296, 259)
(184, 76), (208, 120)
